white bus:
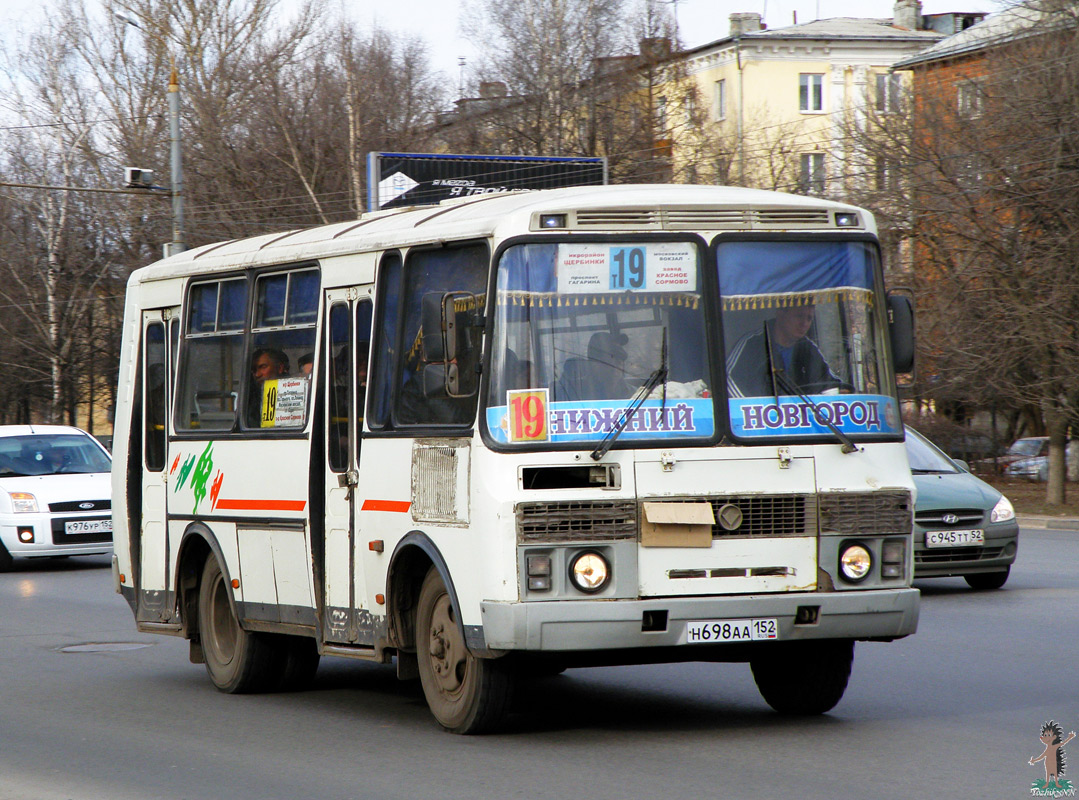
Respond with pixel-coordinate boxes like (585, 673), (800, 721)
(112, 184), (918, 733)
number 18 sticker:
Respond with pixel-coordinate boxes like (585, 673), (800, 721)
(507, 389), (549, 443)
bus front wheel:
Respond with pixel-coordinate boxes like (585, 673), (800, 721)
(415, 567), (512, 734)
(750, 639), (854, 715)
(197, 555), (280, 693)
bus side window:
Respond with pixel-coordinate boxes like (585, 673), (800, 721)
(245, 267), (320, 430)
(144, 322), (167, 471)
(327, 303), (350, 472)
(176, 278), (247, 432)
(356, 299), (373, 438)
(393, 243), (488, 427)
(368, 252), (402, 430)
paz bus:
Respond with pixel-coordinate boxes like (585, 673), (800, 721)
(111, 184), (918, 733)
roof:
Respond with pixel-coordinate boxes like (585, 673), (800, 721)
(894, 5), (1051, 68)
(684, 15), (944, 59)
(131, 184), (866, 282)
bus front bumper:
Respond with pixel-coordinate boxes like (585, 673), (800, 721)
(480, 588), (919, 652)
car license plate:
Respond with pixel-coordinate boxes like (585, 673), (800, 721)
(685, 618), (778, 644)
(64, 519), (112, 535)
(925, 529), (984, 548)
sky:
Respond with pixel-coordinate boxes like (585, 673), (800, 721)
(0, 0), (1007, 85)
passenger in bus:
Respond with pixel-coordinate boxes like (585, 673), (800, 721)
(559, 332), (629, 401)
(298, 352), (314, 377)
(726, 304), (841, 398)
(248, 347), (290, 424)
(251, 347), (290, 382)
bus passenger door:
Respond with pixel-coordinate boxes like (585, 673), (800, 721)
(137, 308), (175, 622)
(322, 291), (373, 643)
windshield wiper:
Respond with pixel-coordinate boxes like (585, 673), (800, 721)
(591, 330), (668, 461)
(762, 323), (859, 455)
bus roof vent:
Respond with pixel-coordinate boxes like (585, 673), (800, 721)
(574, 209), (663, 229)
(570, 207), (835, 231)
(752, 209), (832, 229)
(663, 209), (751, 230)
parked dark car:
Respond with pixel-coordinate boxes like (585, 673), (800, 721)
(906, 427), (1019, 590)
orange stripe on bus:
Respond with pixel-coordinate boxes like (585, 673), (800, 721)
(214, 498), (307, 512)
(361, 499), (412, 513)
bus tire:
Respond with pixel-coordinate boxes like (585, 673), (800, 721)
(750, 639), (854, 715)
(197, 555), (279, 694)
(0, 540), (13, 572)
(415, 567), (512, 734)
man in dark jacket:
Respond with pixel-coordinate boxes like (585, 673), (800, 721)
(726, 304), (840, 398)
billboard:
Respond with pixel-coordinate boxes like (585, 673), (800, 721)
(366, 152), (607, 211)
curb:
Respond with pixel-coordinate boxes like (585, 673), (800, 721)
(1017, 515), (1079, 531)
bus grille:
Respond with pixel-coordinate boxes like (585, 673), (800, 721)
(516, 501), (637, 542)
(706, 494), (815, 538)
(818, 491), (913, 535)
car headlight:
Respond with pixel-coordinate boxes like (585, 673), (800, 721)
(10, 492), (38, 513)
(569, 551), (610, 593)
(839, 543), (872, 583)
(991, 495), (1015, 523)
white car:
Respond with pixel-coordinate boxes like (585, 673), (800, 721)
(0, 425), (113, 570)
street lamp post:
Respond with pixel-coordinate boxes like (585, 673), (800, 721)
(118, 13), (186, 257)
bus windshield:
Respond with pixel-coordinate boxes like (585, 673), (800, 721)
(718, 239), (902, 441)
(485, 241), (714, 446)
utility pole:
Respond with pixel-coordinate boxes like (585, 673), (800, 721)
(117, 13), (186, 257)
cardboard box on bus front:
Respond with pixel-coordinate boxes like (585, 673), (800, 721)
(640, 501), (714, 548)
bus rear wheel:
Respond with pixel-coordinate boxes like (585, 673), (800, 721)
(415, 567), (512, 734)
(198, 555), (280, 693)
(751, 639), (854, 715)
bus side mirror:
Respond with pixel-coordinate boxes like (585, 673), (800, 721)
(887, 292), (915, 374)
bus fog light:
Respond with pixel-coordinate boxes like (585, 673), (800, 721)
(569, 551), (609, 593)
(527, 554), (552, 592)
(18, 526), (34, 543)
(839, 543), (872, 583)
(881, 539), (905, 579)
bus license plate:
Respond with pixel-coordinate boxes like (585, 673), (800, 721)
(685, 618), (778, 644)
(925, 529), (984, 548)
(65, 519), (112, 535)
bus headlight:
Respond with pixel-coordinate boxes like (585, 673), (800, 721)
(569, 551), (610, 593)
(10, 492), (38, 513)
(839, 543), (872, 583)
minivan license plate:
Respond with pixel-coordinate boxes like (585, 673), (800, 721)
(685, 618), (778, 644)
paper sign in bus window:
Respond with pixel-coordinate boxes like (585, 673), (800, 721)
(261, 377), (308, 428)
(507, 389), (549, 443)
(556, 243), (696, 294)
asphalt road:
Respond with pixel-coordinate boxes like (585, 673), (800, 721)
(1, 527), (1075, 800)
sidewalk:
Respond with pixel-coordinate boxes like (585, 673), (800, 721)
(1017, 514), (1079, 530)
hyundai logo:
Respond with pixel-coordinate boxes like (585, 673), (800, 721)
(942, 513), (959, 525)
(78, 502), (95, 510)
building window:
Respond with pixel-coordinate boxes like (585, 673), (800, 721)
(876, 73), (901, 113)
(799, 153), (825, 195)
(875, 157), (901, 192)
(714, 79), (727, 121)
(800, 74), (824, 112)
(957, 80), (984, 118)
(656, 95), (668, 132)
